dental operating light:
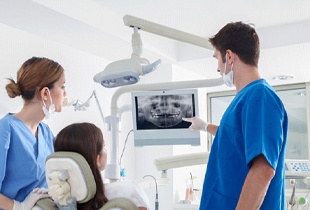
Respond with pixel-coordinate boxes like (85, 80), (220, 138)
(93, 27), (161, 88)
(94, 15), (213, 88)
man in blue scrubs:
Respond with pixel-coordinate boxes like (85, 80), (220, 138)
(183, 22), (288, 209)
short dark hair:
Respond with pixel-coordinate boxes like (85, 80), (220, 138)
(209, 22), (260, 67)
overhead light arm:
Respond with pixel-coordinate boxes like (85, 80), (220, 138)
(130, 26), (160, 75)
(123, 14), (213, 50)
(131, 27), (144, 63)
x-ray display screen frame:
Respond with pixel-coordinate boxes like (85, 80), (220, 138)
(131, 89), (200, 147)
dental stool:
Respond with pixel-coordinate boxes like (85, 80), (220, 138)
(34, 151), (138, 210)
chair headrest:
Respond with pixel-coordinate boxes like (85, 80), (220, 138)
(45, 151), (96, 204)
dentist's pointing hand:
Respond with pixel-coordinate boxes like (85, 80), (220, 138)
(182, 116), (209, 132)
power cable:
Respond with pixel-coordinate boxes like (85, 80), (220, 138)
(119, 129), (133, 167)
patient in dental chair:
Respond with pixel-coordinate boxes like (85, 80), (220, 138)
(53, 122), (151, 210)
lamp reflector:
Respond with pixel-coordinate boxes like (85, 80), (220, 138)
(93, 59), (141, 88)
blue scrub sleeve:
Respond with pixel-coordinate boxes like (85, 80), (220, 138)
(242, 89), (285, 170)
(0, 121), (10, 190)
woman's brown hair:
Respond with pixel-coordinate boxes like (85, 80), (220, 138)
(6, 57), (64, 100)
(54, 122), (108, 210)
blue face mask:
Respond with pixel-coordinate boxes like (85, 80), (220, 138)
(222, 56), (234, 87)
(42, 89), (55, 119)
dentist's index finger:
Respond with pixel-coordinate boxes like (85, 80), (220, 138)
(182, 117), (192, 122)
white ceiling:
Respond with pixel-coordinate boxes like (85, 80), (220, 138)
(1, 0), (310, 81)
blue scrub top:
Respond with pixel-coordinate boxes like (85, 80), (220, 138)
(0, 114), (54, 203)
(199, 79), (288, 210)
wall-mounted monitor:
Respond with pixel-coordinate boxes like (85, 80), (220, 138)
(131, 89), (200, 147)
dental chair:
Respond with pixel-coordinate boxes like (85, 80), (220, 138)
(34, 151), (138, 210)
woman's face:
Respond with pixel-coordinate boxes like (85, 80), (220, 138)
(50, 73), (67, 112)
(97, 143), (108, 171)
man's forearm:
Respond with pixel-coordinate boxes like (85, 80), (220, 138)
(236, 155), (275, 210)
(206, 124), (218, 136)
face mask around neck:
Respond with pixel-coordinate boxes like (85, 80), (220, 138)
(222, 57), (235, 87)
(42, 89), (55, 119)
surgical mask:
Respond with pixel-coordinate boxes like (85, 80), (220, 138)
(222, 58), (235, 87)
(42, 89), (55, 119)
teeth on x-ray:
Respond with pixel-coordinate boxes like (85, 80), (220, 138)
(137, 94), (193, 128)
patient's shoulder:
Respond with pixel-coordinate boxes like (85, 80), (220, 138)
(105, 180), (140, 194)
(104, 180), (151, 209)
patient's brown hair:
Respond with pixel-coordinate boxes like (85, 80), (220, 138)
(54, 122), (108, 210)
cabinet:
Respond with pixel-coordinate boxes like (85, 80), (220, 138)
(207, 82), (310, 160)
(174, 204), (199, 210)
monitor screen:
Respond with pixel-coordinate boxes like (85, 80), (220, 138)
(131, 89), (200, 146)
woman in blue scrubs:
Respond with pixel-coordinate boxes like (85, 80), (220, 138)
(183, 22), (288, 210)
(0, 57), (67, 210)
